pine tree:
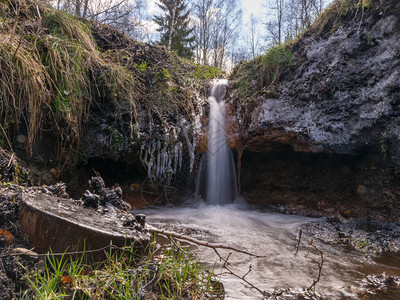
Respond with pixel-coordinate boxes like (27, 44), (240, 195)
(154, 0), (195, 59)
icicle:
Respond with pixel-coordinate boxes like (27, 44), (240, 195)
(160, 144), (167, 178)
(167, 148), (173, 173)
(156, 140), (161, 178)
(148, 157), (153, 180)
(148, 141), (156, 180)
(181, 124), (195, 174)
(174, 143), (179, 174)
(140, 144), (144, 157)
(178, 142), (183, 170)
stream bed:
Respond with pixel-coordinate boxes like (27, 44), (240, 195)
(137, 202), (400, 299)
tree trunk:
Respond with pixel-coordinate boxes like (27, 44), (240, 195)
(168, 0), (177, 51)
(82, 0), (89, 17)
(75, 0), (80, 16)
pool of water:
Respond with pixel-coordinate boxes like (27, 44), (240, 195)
(136, 202), (400, 299)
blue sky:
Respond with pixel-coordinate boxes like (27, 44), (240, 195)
(147, 0), (268, 52)
(147, 0), (267, 29)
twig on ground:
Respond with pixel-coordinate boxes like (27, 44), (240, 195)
(295, 227), (303, 255)
(217, 252), (266, 296)
(306, 239), (324, 292)
(148, 225), (262, 257)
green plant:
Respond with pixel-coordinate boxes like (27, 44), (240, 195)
(191, 64), (224, 80)
(134, 60), (148, 72)
(230, 44), (295, 99)
(108, 126), (126, 152)
(21, 240), (223, 299)
(156, 68), (170, 81)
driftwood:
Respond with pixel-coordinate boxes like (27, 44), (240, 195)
(147, 225), (262, 257)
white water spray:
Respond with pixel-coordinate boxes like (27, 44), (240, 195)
(196, 79), (238, 205)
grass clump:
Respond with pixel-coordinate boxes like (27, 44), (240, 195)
(307, 0), (381, 38)
(21, 241), (223, 299)
(42, 9), (97, 54)
(0, 36), (47, 156)
(230, 45), (295, 99)
(190, 64), (225, 81)
(0, 0), (224, 181)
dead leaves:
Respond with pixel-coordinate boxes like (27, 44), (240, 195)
(0, 228), (13, 245)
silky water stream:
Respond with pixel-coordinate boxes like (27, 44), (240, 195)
(140, 203), (400, 299)
(137, 80), (400, 299)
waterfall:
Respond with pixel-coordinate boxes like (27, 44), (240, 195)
(196, 79), (238, 205)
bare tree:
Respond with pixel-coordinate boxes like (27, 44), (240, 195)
(249, 13), (259, 59)
(265, 0), (285, 45)
(49, 0), (148, 41)
(212, 0), (242, 68)
(192, 0), (214, 65)
(264, 0), (327, 46)
(192, 0), (241, 68)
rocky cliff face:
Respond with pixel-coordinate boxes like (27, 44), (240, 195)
(230, 0), (400, 219)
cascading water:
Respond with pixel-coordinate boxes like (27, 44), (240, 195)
(196, 79), (238, 205)
(137, 82), (400, 300)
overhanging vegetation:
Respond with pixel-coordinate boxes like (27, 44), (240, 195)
(0, 0), (224, 170)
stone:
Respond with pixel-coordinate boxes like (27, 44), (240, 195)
(324, 207), (336, 213)
(135, 214), (146, 227)
(82, 190), (100, 208)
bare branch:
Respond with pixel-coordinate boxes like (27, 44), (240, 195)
(148, 225), (262, 257)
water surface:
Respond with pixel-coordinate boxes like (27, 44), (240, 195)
(139, 202), (400, 299)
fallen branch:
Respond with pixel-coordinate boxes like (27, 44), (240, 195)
(148, 225), (262, 257)
(295, 227), (302, 255)
(306, 239), (324, 293)
(216, 251), (266, 296)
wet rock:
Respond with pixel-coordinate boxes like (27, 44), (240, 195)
(135, 214), (146, 227)
(46, 182), (68, 198)
(89, 176), (106, 194)
(357, 273), (400, 299)
(83, 177), (131, 211)
(122, 214), (146, 231)
(82, 190), (100, 208)
(363, 273), (400, 288)
(303, 217), (400, 253)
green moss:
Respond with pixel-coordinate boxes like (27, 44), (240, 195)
(230, 45), (296, 99)
(108, 126), (126, 152)
(156, 68), (171, 81)
(190, 64), (224, 80)
(134, 60), (148, 71)
(356, 239), (369, 249)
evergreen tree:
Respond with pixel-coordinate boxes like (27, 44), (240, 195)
(154, 0), (195, 58)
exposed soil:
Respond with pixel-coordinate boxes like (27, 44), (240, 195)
(0, 186), (40, 300)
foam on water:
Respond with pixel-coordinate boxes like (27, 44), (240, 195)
(140, 203), (400, 299)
